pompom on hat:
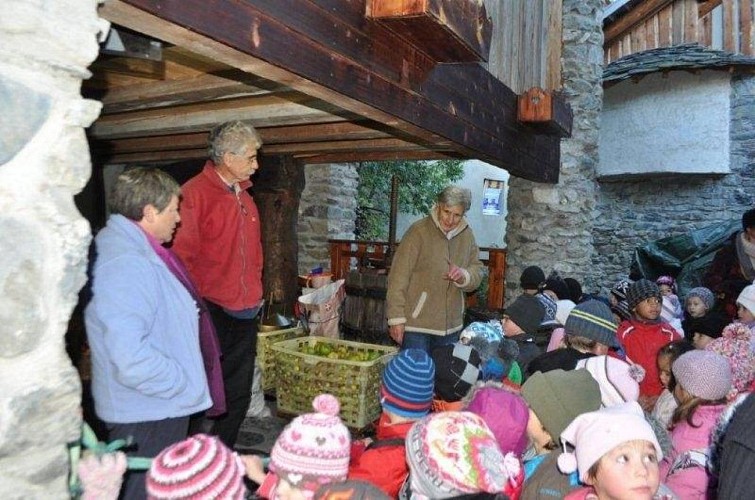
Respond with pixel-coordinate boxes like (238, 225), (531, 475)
(686, 287), (715, 312)
(405, 411), (522, 498)
(380, 349), (435, 418)
(270, 394), (351, 496)
(626, 279), (662, 311)
(672, 350), (732, 401)
(575, 355), (644, 407)
(557, 402), (663, 482)
(705, 322), (754, 399)
(146, 434), (246, 500)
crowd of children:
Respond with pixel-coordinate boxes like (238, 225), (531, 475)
(76, 258), (755, 500)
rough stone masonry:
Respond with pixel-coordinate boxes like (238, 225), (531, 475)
(0, 1), (104, 497)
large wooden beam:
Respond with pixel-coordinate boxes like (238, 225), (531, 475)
(366, 0), (492, 62)
(97, 72), (282, 113)
(90, 92), (357, 139)
(101, 0), (561, 182)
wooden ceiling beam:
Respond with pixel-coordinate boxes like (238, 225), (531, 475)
(101, 0), (562, 182)
(301, 150), (460, 164)
(90, 92), (357, 139)
(90, 121), (395, 156)
(96, 72), (282, 113)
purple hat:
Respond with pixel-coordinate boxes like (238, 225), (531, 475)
(464, 387), (529, 456)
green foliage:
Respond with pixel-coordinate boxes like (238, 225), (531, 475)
(355, 159), (464, 240)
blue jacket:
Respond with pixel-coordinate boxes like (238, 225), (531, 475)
(85, 214), (211, 423)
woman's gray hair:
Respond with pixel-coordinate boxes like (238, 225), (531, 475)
(109, 167), (180, 221)
(437, 185), (472, 212)
(207, 121), (263, 164)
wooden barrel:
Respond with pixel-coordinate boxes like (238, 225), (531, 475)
(342, 270), (391, 345)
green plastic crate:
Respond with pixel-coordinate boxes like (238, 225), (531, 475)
(271, 337), (397, 428)
(256, 325), (306, 392)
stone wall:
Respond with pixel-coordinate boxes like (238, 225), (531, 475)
(0, 0), (103, 497)
(297, 163), (358, 274)
(505, 0), (605, 302)
(592, 72), (755, 288)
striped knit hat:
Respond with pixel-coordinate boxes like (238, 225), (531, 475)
(270, 394), (351, 496)
(381, 348), (435, 418)
(564, 300), (619, 348)
(146, 434), (245, 499)
(627, 279), (662, 311)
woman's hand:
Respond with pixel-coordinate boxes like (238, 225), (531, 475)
(444, 260), (465, 284)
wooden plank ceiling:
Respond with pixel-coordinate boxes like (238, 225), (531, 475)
(88, 0), (564, 182)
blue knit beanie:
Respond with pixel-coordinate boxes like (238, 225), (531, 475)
(565, 300), (619, 348)
(380, 349), (435, 418)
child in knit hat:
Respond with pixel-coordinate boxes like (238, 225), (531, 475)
(527, 300), (619, 377)
(656, 276), (684, 332)
(651, 340), (694, 429)
(429, 343), (481, 411)
(348, 349), (434, 498)
(575, 355), (644, 408)
(608, 278), (632, 322)
(685, 311), (729, 349)
(246, 394), (351, 500)
(705, 322), (754, 400)
(617, 279), (681, 411)
(404, 411), (524, 499)
(557, 401), (666, 500)
(463, 381), (530, 457)
(680, 286), (716, 341)
(146, 433), (248, 500)
(520, 265), (546, 296)
(519, 369), (602, 499)
(659, 350), (732, 498)
(502, 294), (545, 378)
(736, 284), (755, 342)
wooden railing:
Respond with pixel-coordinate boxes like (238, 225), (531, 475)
(328, 239), (506, 310)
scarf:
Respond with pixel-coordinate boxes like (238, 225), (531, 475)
(736, 231), (755, 281)
(140, 225), (227, 417)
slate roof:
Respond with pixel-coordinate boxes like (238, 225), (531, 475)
(604, 43), (755, 83)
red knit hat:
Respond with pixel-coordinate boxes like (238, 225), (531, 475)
(146, 434), (245, 499)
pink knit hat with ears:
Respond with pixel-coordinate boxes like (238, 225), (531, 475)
(705, 322), (755, 399)
(557, 401), (662, 482)
(575, 355), (645, 407)
(270, 394), (351, 496)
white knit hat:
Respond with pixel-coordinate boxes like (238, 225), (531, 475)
(558, 402), (662, 482)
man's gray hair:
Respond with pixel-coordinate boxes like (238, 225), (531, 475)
(437, 185), (472, 212)
(207, 121), (263, 164)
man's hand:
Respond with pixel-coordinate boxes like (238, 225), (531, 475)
(389, 323), (405, 345)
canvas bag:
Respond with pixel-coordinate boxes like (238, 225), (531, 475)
(297, 279), (346, 338)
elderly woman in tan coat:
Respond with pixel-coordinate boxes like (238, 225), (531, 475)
(386, 185), (483, 352)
